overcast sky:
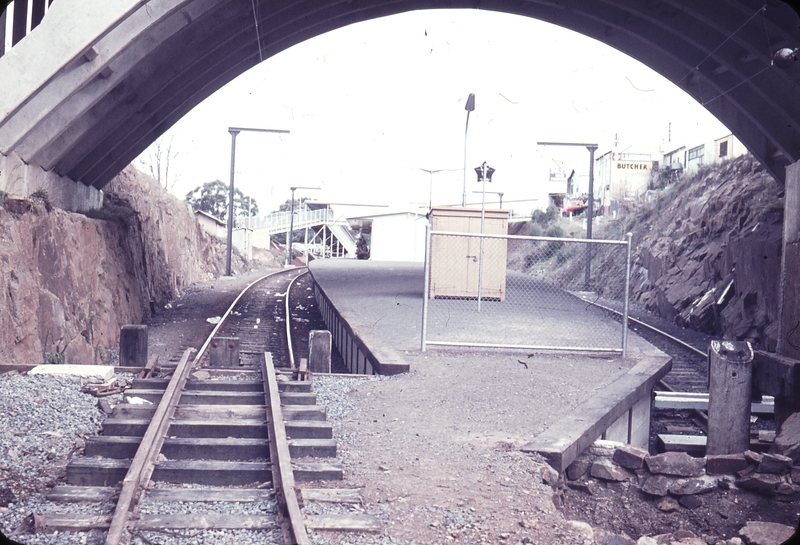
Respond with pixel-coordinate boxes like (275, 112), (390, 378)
(145, 9), (731, 216)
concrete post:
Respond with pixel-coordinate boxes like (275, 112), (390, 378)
(707, 340), (754, 455)
(209, 337), (240, 367)
(119, 325), (147, 368)
(778, 160), (800, 360)
(308, 330), (331, 374)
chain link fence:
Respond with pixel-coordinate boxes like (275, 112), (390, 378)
(421, 229), (632, 354)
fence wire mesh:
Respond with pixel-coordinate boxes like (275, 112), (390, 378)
(422, 230), (631, 353)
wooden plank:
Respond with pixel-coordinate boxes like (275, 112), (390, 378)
(35, 514), (277, 532)
(289, 438), (337, 458)
(45, 486), (116, 503)
(86, 435), (269, 460)
(102, 418), (268, 438)
(146, 488), (273, 503)
(285, 420), (333, 439)
(137, 514), (275, 530)
(138, 354), (159, 379)
(280, 392), (317, 405)
(301, 488), (363, 503)
(124, 389), (265, 405)
(293, 462), (344, 482)
(105, 348), (194, 545)
(264, 353), (310, 545)
(36, 514), (111, 532)
(305, 514), (381, 532)
(655, 392), (774, 414)
(113, 404), (268, 419)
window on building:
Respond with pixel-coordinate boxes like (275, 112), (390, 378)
(719, 140), (728, 158)
(688, 145), (704, 161)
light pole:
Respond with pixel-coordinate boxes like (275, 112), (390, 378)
(537, 141), (598, 289)
(474, 161), (495, 311)
(287, 186), (320, 266)
(225, 126), (289, 276)
(418, 168), (459, 210)
(462, 93), (475, 208)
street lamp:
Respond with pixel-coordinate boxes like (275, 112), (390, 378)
(287, 186), (320, 266)
(537, 141), (598, 289)
(418, 168), (458, 210)
(462, 93), (475, 208)
(474, 161), (495, 311)
(226, 126), (289, 276)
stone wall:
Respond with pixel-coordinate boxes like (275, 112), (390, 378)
(0, 165), (243, 365)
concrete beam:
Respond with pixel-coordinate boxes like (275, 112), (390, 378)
(0, 150), (102, 211)
(521, 352), (672, 472)
(5, 0), (213, 164)
(778, 161), (800, 360)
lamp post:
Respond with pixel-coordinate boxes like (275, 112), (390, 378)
(462, 93), (475, 208)
(474, 161), (495, 311)
(225, 126), (289, 276)
(537, 141), (598, 289)
(287, 186), (320, 266)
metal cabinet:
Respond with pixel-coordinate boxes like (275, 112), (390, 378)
(428, 208), (508, 301)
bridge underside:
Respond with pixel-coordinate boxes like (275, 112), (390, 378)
(1, 0), (800, 189)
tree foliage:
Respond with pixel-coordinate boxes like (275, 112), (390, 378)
(185, 180), (259, 224)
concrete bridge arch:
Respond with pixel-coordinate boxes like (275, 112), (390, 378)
(1, 0), (800, 199)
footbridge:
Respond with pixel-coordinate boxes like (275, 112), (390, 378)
(255, 208), (357, 259)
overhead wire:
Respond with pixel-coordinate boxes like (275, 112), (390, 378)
(250, 0), (264, 62)
(676, 3), (767, 86)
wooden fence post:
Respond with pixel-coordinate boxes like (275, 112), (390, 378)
(707, 340), (754, 455)
(308, 330), (332, 374)
(120, 325), (148, 368)
(209, 337), (240, 367)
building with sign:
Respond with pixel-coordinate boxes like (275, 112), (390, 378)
(595, 148), (658, 216)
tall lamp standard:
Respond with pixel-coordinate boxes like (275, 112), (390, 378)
(462, 93), (475, 208)
(287, 186), (320, 266)
(474, 161), (495, 311)
(537, 141), (598, 289)
(226, 126), (289, 276)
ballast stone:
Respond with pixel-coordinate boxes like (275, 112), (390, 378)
(28, 364), (114, 380)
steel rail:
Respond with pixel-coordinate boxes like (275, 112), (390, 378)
(587, 299), (707, 358)
(264, 352), (310, 545)
(284, 268), (309, 369)
(104, 268), (301, 544)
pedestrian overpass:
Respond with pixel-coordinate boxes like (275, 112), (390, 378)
(255, 208), (357, 260)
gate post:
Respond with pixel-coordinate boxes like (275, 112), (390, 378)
(707, 340), (754, 455)
(120, 325), (147, 368)
(308, 330), (331, 374)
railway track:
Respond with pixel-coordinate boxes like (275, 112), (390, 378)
(34, 268), (376, 544)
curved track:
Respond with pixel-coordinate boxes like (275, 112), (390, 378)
(42, 268), (328, 544)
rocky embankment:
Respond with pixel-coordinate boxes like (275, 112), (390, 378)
(625, 155), (783, 350)
(0, 166), (254, 366)
(556, 438), (799, 545)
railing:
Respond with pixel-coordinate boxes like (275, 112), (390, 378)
(421, 229), (632, 354)
(255, 208), (335, 234)
(1, 0), (51, 58)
